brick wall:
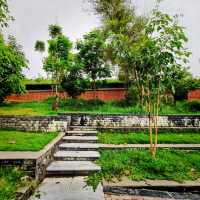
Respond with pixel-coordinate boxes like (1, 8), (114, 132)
(6, 88), (126, 102)
(188, 88), (200, 101)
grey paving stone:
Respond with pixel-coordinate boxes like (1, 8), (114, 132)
(66, 130), (97, 136)
(62, 136), (98, 143)
(54, 151), (100, 161)
(66, 130), (97, 134)
(29, 177), (104, 200)
(47, 161), (101, 176)
(59, 143), (99, 151)
(69, 126), (97, 131)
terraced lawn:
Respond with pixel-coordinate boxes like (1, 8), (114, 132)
(0, 130), (58, 151)
(88, 150), (200, 189)
(98, 132), (200, 144)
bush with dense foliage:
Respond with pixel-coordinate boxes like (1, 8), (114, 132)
(184, 100), (200, 112)
(0, 35), (27, 103)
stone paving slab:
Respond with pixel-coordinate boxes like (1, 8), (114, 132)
(54, 151), (100, 161)
(47, 161), (101, 176)
(59, 143), (99, 151)
(29, 177), (104, 200)
(66, 130), (97, 134)
(62, 136), (98, 142)
(99, 144), (200, 150)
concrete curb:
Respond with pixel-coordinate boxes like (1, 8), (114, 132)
(99, 144), (200, 150)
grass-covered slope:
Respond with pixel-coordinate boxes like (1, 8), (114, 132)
(98, 132), (200, 144)
(0, 167), (32, 200)
(0, 130), (57, 151)
(0, 99), (199, 116)
(88, 150), (200, 188)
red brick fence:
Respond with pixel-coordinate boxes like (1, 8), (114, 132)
(6, 88), (200, 103)
(188, 88), (200, 101)
(6, 88), (126, 102)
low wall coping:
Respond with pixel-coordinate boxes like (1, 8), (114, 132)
(103, 178), (200, 188)
(58, 113), (200, 117)
(0, 114), (200, 118)
(0, 132), (65, 160)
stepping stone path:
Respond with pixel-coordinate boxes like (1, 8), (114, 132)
(30, 126), (104, 200)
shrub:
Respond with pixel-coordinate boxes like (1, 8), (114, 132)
(64, 98), (105, 108)
(184, 101), (200, 112)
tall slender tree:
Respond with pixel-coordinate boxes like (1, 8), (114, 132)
(76, 29), (111, 97)
(0, 0), (13, 28)
(35, 24), (72, 100)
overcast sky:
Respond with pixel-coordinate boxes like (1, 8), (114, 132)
(5, 0), (200, 78)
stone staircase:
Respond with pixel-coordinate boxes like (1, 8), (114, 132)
(46, 126), (101, 176)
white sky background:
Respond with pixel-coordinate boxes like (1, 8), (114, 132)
(4, 0), (200, 78)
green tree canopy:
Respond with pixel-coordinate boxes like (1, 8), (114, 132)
(35, 40), (45, 53)
(35, 24), (73, 96)
(0, 35), (28, 102)
(61, 56), (89, 99)
(0, 0), (13, 28)
(48, 24), (62, 39)
(76, 29), (111, 92)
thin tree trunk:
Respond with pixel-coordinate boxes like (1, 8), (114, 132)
(93, 79), (97, 99)
(153, 78), (161, 157)
(147, 87), (153, 155)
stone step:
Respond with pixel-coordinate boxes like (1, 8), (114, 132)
(46, 161), (101, 176)
(69, 126), (97, 131)
(66, 130), (97, 136)
(54, 151), (100, 161)
(59, 143), (99, 151)
(62, 136), (98, 143)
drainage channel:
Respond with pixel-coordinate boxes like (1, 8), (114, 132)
(104, 186), (200, 200)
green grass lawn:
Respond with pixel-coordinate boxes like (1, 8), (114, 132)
(0, 130), (58, 151)
(0, 99), (199, 116)
(98, 132), (200, 144)
(0, 167), (32, 200)
(87, 150), (200, 189)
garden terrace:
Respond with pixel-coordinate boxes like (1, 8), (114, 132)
(98, 131), (200, 145)
(87, 150), (200, 189)
(1, 99), (200, 116)
(0, 130), (58, 151)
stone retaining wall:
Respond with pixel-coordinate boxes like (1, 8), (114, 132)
(0, 116), (69, 132)
(0, 114), (200, 132)
(63, 113), (200, 128)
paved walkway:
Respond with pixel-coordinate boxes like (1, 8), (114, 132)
(30, 177), (104, 200)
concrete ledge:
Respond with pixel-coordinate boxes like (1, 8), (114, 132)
(99, 144), (200, 150)
(0, 132), (65, 180)
(103, 178), (200, 188)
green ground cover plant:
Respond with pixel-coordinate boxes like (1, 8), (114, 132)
(88, 150), (200, 189)
(0, 167), (32, 200)
(0, 130), (58, 151)
(0, 99), (200, 116)
(98, 132), (200, 144)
